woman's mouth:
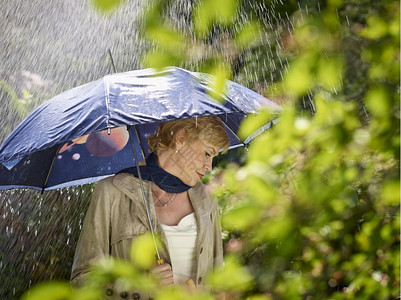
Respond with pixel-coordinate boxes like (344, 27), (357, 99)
(197, 172), (204, 180)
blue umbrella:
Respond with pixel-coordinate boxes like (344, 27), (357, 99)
(0, 67), (279, 192)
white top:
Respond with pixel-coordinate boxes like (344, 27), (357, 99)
(160, 212), (198, 284)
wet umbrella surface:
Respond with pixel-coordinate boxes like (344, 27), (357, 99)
(0, 67), (280, 191)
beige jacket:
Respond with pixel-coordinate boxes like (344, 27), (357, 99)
(71, 173), (223, 299)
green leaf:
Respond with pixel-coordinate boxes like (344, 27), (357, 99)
(359, 15), (388, 39)
(130, 232), (157, 269)
(205, 63), (231, 102)
(193, 2), (212, 36)
(247, 295), (271, 300)
(235, 21), (260, 49)
(276, 271), (310, 299)
(208, 254), (253, 291)
(284, 53), (316, 96)
(215, 0), (238, 23)
(71, 288), (102, 300)
(365, 86), (391, 118)
(21, 281), (72, 300)
(244, 172), (278, 206)
(142, 50), (181, 69)
(145, 25), (186, 51)
(253, 215), (294, 242)
(91, 0), (125, 12)
(317, 55), (344, 92)
(89, 258), (137, 285)
(140, 0), (166, 33)
(238, 108), (274, 141)
(0, 80), (28, 118)
(222, 204), (263, 230)
(380, 180), (400, 206)
(193, 0), (238, 36)
(327, 0), (344, 9)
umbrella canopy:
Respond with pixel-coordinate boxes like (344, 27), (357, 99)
(0, 67), (279, 191)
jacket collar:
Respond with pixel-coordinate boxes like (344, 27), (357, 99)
(112, 173), (211, 233)
(112, 173), (157, 232)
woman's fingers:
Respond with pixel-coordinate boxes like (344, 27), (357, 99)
(151, 263), (174, 285)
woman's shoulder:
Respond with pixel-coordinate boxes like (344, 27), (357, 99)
(112, 172), (140, 185)
(112, 173), (149, 194)
(190, 182), (218, 210)
(94, 173), (138, 187)
(94, 173), (144, 195)
(191, 181), (207, 195)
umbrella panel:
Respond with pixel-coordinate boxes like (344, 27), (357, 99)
(0, 67), (281, 191)
(0, 127), (144, 191)
(0, 145), (59, 190)
(0, 114), (244, 191)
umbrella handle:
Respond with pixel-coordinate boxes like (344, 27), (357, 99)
(156, 259), (197, 293)
(185, 279), (197, 294)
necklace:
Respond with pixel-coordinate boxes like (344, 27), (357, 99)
(152, 190), (176, 207)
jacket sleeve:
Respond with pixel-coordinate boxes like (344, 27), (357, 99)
(70, 179), (112, 286)
(212, 200), (224, 268)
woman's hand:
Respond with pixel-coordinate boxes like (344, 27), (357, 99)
(151, 263), (174, 285)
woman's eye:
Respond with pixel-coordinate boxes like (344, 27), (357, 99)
(205, 152), (211, 157)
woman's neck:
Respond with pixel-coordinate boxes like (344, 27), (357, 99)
(156, 149), (182, 178)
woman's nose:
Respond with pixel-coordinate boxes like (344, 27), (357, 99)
(204, 158), (213, 172)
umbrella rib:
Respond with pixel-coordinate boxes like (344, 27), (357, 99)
(243, 118), (278, 146)
(128, 126), (161, 260)
(221, 116), (244, 148)
(103, 76), (111, 128)
(41, 144), (62, 193)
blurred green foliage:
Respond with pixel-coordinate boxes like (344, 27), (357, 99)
(20, 0), (399, 299)
(91, 0), (126, 13)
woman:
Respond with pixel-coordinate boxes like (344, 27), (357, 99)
(71, 116), (229, 299)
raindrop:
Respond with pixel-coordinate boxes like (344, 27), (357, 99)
(345, 15), (350, 27)
(331, 85), (338, 95)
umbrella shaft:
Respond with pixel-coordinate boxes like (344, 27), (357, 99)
(128, 127), (161, 260)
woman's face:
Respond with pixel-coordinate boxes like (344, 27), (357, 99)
(174, 139), (218, 186)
